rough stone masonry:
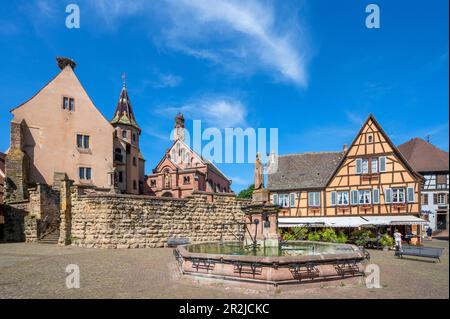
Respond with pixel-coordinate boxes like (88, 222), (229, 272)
(64, 186), (249, 248)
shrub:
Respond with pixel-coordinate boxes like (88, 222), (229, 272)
(280, 227), (309, 241)
(291, 227), (309, 240)
(350, 229), (373, 247)
(320, 228), (338, 242)
(336, 231), (348, 243)
(378, 234), (394, 248)
(307, 231), (321, 241)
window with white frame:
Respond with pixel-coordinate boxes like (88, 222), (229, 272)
(308, 192), (321, 207)
(76, 134), (90, 149)
(358, 190), (371, 204)
(278, 194), (290, 208)
(63, 96), (75, 111)
(438, 193), (446, 205)
(79, 167), (92, 181)
(337, 191), (349, 206)
(289, 193), (295, 207)
(361, 159), (369, 174)
(371, 158), (378, 173)
(391, 188), (405, 204)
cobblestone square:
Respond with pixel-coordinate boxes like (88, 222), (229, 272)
(0, 240), (448, 299)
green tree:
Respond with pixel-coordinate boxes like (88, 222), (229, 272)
(237, 184), (254, 199)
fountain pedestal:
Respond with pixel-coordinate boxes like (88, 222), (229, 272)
(243, 189), (280, 249)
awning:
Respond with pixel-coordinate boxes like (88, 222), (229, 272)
(278, 215), (429, 228)
(363, 215), (429, 226)
(278, 217), (368, 228)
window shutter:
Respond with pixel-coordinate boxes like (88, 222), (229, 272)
(350, 190), (358, 205)
(385, 188), (392, 204)
(407, 187), (415, 203)
(355, 159), (362, 174)
(330, 191), (336, 206)
(373, 189), (380, 204)
(290, 193), (295, 207)
(272, 194), (278, 205)
(379, 156), (387, 172)
(433, 194), (438, 205)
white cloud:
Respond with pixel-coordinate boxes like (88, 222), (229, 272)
(152, 73), (182, 89)
(79, 0), (309, 86)
(89, 0), (145, 30)
(156, 96), (247, 128)
(162, 0), (309, 86)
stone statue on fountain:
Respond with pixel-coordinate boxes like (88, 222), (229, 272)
(242, 153), (280, 249)
(252, 152), (269, 203)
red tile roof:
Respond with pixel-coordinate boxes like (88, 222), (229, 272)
(398, 138), (449, 173)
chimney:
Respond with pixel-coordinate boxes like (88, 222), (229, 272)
(343, 144), (348, 153)
(56, 57), (77, 70)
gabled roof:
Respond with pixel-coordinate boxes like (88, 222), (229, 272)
(267, 152), (344, 191)
(151, 139), (231, 183)
(398, 137), (449, 173)
(326, 114), (423, 183)
(110, 85), (140, 131)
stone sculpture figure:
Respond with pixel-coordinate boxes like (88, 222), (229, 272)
(254, 152), (264, 190)
(164, 170), (171, 188)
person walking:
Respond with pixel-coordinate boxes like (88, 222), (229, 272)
(394, 229), (403, 251)
(426, 226), (433, 240)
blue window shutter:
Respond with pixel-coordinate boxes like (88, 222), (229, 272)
(385, 188), (392, 203)
(350, 190), (358, 205)
(407, 187), (415, 203)
(330, 191), (336, 206)
(373, 189), (380, 204)
(356, 159), (362, 174)
(290, 193), (295, 207)
(379, 156), (387, 172)
(316, 192), (321, 206)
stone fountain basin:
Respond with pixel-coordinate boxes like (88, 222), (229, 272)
(175, 241), (368, 285)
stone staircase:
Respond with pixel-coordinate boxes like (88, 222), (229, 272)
(38, 229), (60, 244)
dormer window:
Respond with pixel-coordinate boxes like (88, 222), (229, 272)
(63, 96), (75, 111)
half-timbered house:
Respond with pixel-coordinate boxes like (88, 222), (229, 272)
(268, 114), (427, 239)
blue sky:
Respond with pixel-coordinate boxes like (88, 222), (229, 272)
(0, 0), (448, 192)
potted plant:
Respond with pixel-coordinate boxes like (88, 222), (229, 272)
(378, 234), (394, 251)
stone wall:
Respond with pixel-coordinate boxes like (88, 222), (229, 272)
(2, 184), (60, 242)
(5, 121), (29, 202)
(67, 188), (250, 248)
